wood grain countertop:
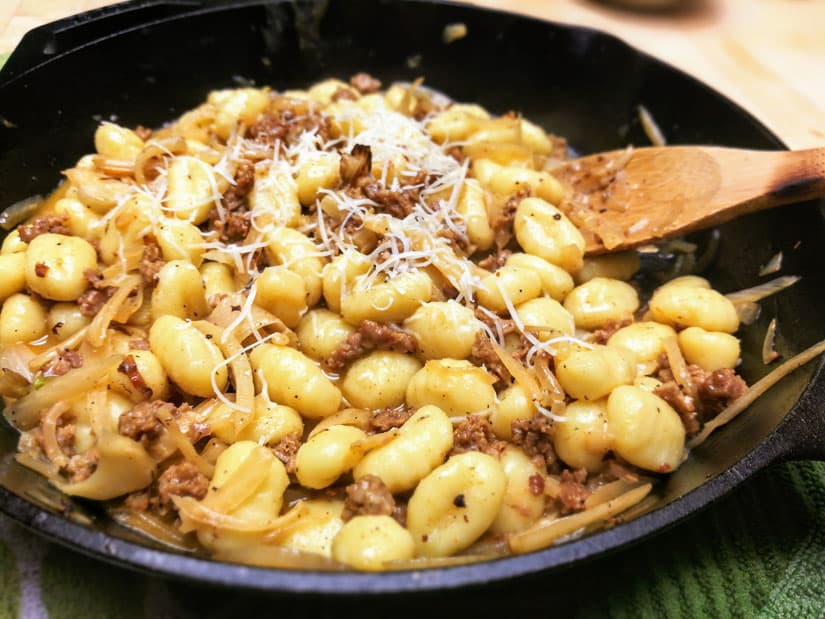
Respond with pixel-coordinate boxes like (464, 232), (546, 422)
(2, 0), (824, 149)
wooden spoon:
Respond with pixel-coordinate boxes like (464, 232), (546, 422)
(550, 146), (825, 255)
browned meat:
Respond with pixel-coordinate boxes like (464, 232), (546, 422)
(340, 144), (373, 187)
(209, 160), (255, 243)
(372, 237), (404, 266)
(41, 349), (83, 378)
(435, 226), (471, 254)
(249, 110), (291, 144)
(139, 238), (165, 284)
(477, 249), (512, 272)
(55, 422), (76, 454)
(558, 468), (590, 514)
(368, 407), (413, 433)
(124, 490), (151, 511)
(133, 125), (153, 141)
(605, 459), (640, 484)
(65, 449), (99, 483)
(331, 86), (358, 102)
(342, 474), (396, 521)
(363, 182), (420, 219)
(655, 356), (748, 434)
(359, 320), (419, 353)
(512, 414), (558, 472)
(222, 160), (255, 211)
(471, 332), (511, 386)
(77, 289), (110, 317)
(249, 109), (330, 147)
(157, 462), (209, 504)
(18, 215), (70, 243)
(432, 280), (459, 302)
(655, 353), (706, 387)
(528, 473), (545, 496)
(324, 320), (419, 373)
(655, 380), (700, 435)
(451, 415), (507, 457)
(129, 338), (150, 351)
(210, 210), (251, 244)
(123, 462), (207, 517)
(350, 72), (382, 94)
(272, 434), (301, 474)
(473, 307), (516, 336)
(446, 145), (464, 163)
(171, 402), (210, 443)
(118, 400), (165, 445)
(117, 354), (154, 398)
(491, 189), (529, 249)
(590, 318), (633, 345)
(84, 268), (108, 290)
(697, 368), (748, 419)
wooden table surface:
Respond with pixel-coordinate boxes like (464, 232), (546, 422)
(1, 0), (824, 149)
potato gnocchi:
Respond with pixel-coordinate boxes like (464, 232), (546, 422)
(1, 74), (758, 571)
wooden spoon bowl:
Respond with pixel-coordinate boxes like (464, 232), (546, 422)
(551, 146), (825, 254)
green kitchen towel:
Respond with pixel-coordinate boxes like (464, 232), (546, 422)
(1, 460), (823, 618)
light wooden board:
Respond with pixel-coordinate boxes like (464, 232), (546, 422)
(2, 0), (824, 148)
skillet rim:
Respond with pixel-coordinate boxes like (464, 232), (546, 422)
(0, 0), (822, 594)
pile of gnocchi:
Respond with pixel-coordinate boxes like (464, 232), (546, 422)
(0, 75), (749, 571)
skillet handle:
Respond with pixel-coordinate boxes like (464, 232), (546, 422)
(0, 0), (212, 86)
(769, 360), (825, 462)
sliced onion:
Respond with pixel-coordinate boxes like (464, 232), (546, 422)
(762, 318), (779, 364)
(0, 195), (41, 231)
(533, 352), (567, 418)
(40, 401), (71, 468)
(86, 275), (142, 348)
(308, 407), (371, 438)
(0, 368), (29, 399)
(28, 327), (88, 372)
(194, 320), (254, 436)
(736, 301), (762, 326)
(93, 156), (135, 178)
(688, 338), (825, 448)
(7, 355), (121, 431)
(214, 541), (345, 570)
(201, 447), (269, 513)
(0, 343), (35, 383)
(583, 479), (636, 510)
(726, 275), (800, 305)
(15, 451), (59, 480)
(758, 251), (783, 277)
(509, 483), (652, 554)
(134, 136), (186, 185)
(174, 496), (304, 533)
(109, 508), (196, 551)
(489, 340), (541, 407)
(663, 336), (696, 399)
(638, 104), (667, 146)
(154, 406), (214, 478)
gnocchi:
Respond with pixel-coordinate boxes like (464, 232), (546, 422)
(0, 75), (759, 573)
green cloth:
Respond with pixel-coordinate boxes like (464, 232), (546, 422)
(1, 460), (823, 618)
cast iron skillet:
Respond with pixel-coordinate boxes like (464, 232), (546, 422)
(0, 0), (823, 594)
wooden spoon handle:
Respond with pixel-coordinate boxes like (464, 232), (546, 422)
(574, 146), (825, 254)
(754, 147), (825, 206)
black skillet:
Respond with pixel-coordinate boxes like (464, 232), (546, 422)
(0, 0), (823, 594)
